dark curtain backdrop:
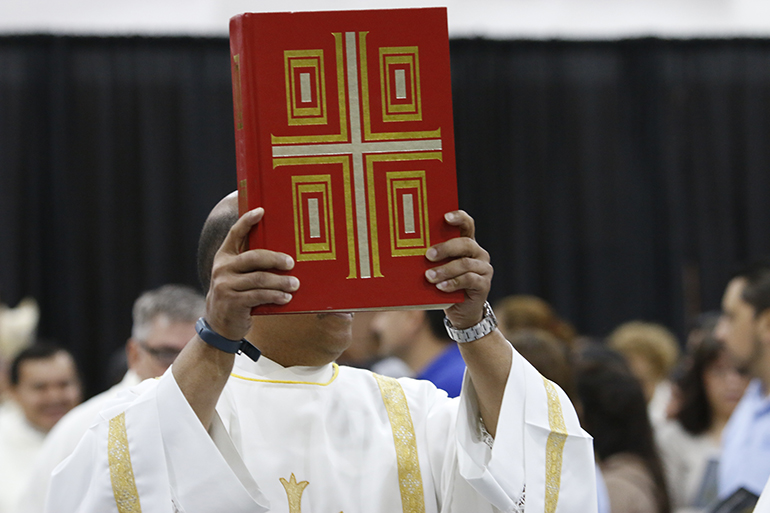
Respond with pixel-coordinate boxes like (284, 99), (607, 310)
(2, 35), (770, 395)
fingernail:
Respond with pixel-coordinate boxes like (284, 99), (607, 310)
(285, 256), (295, 269)
(444, 212), (456, 222)
(426, 248), (438, 261)
(426, 269), (437, 281)
(288, 277), (300, 290)
(281, 293), (293, 303)
(437, 281), (450, 291)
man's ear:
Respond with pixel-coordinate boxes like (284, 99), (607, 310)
(126, 339), (140, 370)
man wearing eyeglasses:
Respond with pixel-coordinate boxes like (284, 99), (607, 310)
(17, 284), (205, 513)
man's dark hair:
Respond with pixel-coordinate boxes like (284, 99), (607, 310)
(425, 309), (451, 342)
(197, 206), (238, 294)
(10, 342), (70, 385)
(733, 261), (770, 317)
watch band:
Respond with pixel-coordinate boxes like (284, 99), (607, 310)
(195, 317), (261, 362)
(444, 302), (498, 343)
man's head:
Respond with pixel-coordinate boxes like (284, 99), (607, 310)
(9, 343), (81, 432)
(126, 285), (205, 380)
(371, 309), (449, 372)
(197, 193), (353, 366)
(715, 262), (770, 379)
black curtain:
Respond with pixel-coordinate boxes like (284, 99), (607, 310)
(2, 35), (770, 395)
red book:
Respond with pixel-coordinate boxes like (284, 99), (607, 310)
(229, 7), (463, 314)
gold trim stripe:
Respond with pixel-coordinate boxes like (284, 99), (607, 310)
(231, 363), (340, 386)
(373, 374), (426, 513)
(543, 377), (568, 513)
(108, 412), (142, 513)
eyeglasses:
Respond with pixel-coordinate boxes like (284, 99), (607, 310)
(136, 340), (181, 366)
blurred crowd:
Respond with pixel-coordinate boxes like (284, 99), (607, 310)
(1, 262), (769, 513)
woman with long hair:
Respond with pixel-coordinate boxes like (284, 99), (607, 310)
(657, 336), (749, 512)
(576, 345), (671, 513)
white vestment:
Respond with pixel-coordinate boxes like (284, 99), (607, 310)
(17, 370), (142, 513)
(0, 401), (46, 513)
(755, 479), (770, 512)
(47, 347), (597, 513)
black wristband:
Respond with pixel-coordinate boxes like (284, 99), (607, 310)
(195, 317), (261, 362)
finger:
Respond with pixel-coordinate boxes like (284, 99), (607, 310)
(431, 270), (490, 295)
(227, 271), (300, 294)
(443, 210), (475, 239)
(425, 237), (489, 264)
(228, 249), (296, 274)
(425, 257), (492, 286)
(220, 207), (264, 255)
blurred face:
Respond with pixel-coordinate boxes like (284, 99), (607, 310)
(337, 311), (379, 367)
(703, 350), (750, 422)
(12, 352), (81, 433)
(716, 278), (762, 376)
(250, 313), (354, 366)
(128, 315), (197, 380)
(370, 310), (422, 359)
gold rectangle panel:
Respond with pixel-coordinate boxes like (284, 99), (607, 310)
(380, 47), (421, 122)
(386, 173), (429, 256)
(272, 33), (349, 145)
(275, 156), (356, 277)
(365, 152), (442, 267)
(284, 50), (327, 126)
(291, 177), (334, 260)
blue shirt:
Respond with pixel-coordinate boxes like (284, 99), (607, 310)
(416, 344), (466, 398)
(719, 379), (770, 498)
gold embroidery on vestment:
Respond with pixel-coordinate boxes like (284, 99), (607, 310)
(373, 374), (426, 513)
(108, 412), (142, 513)
(543, 377), (568, 513)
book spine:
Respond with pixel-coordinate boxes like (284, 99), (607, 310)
(229, 14), (265, 249)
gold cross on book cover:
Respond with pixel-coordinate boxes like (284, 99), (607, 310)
(229, 7), (463, 314)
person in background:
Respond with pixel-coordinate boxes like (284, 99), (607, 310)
(494, 294), (576, 345)
(656, 335), (749, 512)
(17, 284), (205, 513)
(370, 309), (465, 397)
(0, 297), (40, 403)
(608, 321), (681, 426)
(714, 262), (770, 501)
(576, 345), (671, 513)
(0, 343), (81, 513)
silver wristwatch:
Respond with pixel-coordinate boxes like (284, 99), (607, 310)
(444, 302), (498, 343)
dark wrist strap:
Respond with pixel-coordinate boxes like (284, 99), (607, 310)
(195, 317), (261, 362)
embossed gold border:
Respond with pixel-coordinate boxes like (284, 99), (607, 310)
(272, 33), (349, 144)
(232, 54), (244, 130)
(284, 50), (326, 125)
(358, 32), (441, 142)
(274, 156), (357, 278)
(108, 412), (142, 513)
(379, 47), (421, 121)
(365, 152), (442, 269)
(295, 181), (333, 254)
(290, 175), (335, 261)
(386, 173), (429, 255)
(373, 374), (426, 513)
(543, 377), (568, 513)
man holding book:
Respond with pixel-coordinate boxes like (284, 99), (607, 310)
(47, 193), (596, 512)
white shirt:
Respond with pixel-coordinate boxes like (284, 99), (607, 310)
(16, 371), (142, 513)
(0, 401), (46, 513)
(47, 348), (597, 513)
